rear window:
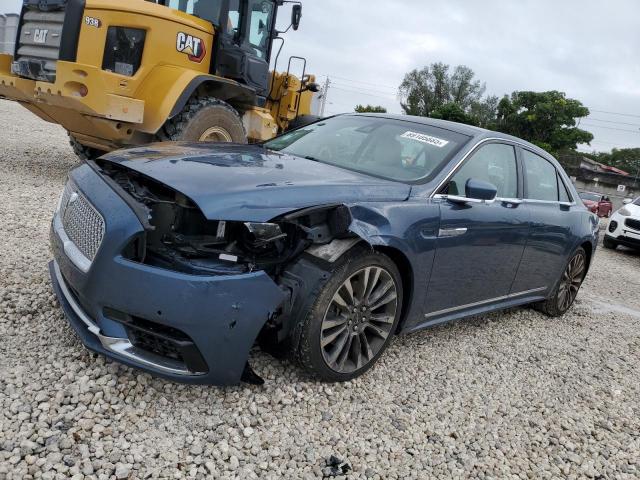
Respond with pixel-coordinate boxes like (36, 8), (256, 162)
(265, 116), (471, 183)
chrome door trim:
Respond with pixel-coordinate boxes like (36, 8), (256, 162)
(438, 227), (468, 238)
(423, 286), (547, 319)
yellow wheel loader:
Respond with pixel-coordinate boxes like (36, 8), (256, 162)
(0, 0), (320, 159)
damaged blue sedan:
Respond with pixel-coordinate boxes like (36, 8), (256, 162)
(49, 114), (598, 385)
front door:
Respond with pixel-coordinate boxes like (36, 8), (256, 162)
(214, 0), (275, 96)
(424, 142), (530, 317)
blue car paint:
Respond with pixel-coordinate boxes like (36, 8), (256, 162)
(49, 115), (598, 385)
(101, 143), (412, 222)
(50, 165), (287, 385)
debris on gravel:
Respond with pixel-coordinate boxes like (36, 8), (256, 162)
(1, 100), (640, 479)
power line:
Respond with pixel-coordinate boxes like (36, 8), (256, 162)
(331, 82), (399, 98)
(587, 117), (640, 128)
(589, 109), (640, 119)
(330, 86), (396, 101)
(581, 122), (640, 134)
(317, 73), (399, 91)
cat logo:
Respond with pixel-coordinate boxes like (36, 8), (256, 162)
(33, 29), (49, 44)
(176, 32), (206, 63)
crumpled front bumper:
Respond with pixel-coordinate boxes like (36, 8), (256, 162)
(49, 164), (287, 385)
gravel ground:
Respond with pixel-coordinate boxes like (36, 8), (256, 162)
(1, 99), (640, 479)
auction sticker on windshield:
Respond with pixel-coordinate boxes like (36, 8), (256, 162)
(400, 131), (449, 148)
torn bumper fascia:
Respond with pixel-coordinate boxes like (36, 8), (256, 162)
(49, 165), (287, 385)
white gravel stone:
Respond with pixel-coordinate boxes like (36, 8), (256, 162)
(1, 100), (640, 479)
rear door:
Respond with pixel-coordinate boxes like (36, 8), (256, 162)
(510, 148), (575, 294)
(424, 142), (530, 317)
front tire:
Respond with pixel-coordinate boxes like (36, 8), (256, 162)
(535, 247), (587, 317)
(69, 134), (106, 161)
(292, 249), (403, 382)
(159, 97), (247, 143)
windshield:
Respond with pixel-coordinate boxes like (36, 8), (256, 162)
(579, 192), (601, 202)
(265, 116), (471, 183)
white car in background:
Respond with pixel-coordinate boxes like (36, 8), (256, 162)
(604, 197), (640, 250)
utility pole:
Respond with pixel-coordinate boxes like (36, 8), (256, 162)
(320, 77), (330, 117)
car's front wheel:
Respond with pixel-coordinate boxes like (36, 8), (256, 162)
(292, 249), (402, 382)
(535, 247), (587, 317)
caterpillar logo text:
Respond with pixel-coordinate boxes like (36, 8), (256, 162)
(176, 32), (206, 63)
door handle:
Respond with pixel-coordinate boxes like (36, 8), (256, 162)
(438, 227), (468, 238)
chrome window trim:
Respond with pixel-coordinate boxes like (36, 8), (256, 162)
(424, 287), (547, 319)
(430, 137), (578, 206)
(53, 261), (206, 377)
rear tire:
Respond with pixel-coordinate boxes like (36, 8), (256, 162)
(159, 97), (246, 144)
(291, 248), (402, 382)
(69, 135), (106, 161)
(603, 236), (618, 249)
(535, 247), (587, 317)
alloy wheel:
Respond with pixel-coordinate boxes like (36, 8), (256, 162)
(199, 126), (233, 142)
(557, 252), (586, 312)
(320, 266), (398, 373)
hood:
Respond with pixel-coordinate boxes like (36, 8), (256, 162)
(100, 142), (411, 222)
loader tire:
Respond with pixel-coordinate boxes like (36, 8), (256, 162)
(159, 97), (247, 144)
(69, 135), (106, 161)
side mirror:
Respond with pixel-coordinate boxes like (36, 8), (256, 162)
(465, 178), (497, 201)
(291, 4), (302, 31)
(623, 198), (632, 205)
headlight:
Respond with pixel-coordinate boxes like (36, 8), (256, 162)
(243, 222), (286, 244)
(619, 207), (631, 216)
(102, 27), (146, 77)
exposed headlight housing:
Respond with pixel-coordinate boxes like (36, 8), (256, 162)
(618, 207), (631, 216)
(243, 222), (286, 245)
(102, 27), (146, 77)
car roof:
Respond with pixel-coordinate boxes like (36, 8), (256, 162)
(344, 113), (553, 159)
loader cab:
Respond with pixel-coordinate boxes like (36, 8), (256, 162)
(160, 0), (283, 98)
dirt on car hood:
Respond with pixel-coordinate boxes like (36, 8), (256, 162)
(99, 142), (412, 222)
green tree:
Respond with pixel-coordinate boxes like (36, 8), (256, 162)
(495, 91), (593, 153)
(398, 62), (486, 117)
(354, 104), (387, 113)
(430, 103), (477, 125)
(398, 62), (497, 127)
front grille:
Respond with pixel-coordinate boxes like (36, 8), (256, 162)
(60, 181), (105, 262)
(625, 218), (640, 232)
(12, 7), (66, 82)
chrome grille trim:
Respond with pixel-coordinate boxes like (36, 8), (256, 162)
(55, 180), (105, 272)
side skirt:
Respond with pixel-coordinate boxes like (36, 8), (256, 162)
(404, 291), (548, 334)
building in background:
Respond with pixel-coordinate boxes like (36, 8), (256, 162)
(559, 152), (639, 209)
(0, 13), (19, 55)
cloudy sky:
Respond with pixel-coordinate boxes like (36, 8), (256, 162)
(3, 0), (639, 153)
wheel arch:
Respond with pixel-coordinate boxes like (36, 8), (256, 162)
(168, 75), (257, 119)
(372, 245), (414, 333)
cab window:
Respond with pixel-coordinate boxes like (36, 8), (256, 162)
(522, 150), (558, 201)
(247, 0), (274, 58)
(446, 143), (518, 198)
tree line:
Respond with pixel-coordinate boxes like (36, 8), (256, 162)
(353, 62), (636, 168)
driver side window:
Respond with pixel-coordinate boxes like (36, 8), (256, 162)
(446, 143), (518, 198)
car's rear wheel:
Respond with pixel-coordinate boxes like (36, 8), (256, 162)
(603, 236), (618, 249)
(535, 247), (587, 317)
(291, 249), (402, 382)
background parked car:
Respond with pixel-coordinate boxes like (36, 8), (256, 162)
(604, 197), (640, 250)
(579, 191), (613, 217)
